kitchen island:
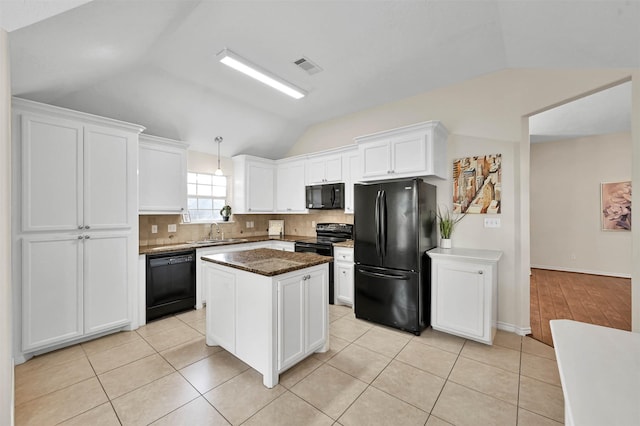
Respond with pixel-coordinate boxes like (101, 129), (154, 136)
(201, 248), (331, 388)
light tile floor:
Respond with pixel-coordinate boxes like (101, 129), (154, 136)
(14, 306), (564, 425)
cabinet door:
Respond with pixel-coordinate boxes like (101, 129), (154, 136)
(343, 153), (359, 214)
(139, 142), (187, 213)
(360, 140), (391, 179)
(335, 263), (354, 306)
(433, 261), (489, 340)
(305, 269), (327, 351)
(324, 156), (343, 182)
(84, 233), (131, 334)
(277, 274), (304, 370)
(205, 266), (236, 352)
(276, 161), (306, 212)
(390, 133), (426, 175)
(84, 125), (135, 229)
(247, 162), (275, 212)
(306, 159), (326, 184)
(21, 114), (83, 232)
(22, 236), (83, 351)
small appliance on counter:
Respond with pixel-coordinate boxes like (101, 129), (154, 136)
(268, 220), (285, 236)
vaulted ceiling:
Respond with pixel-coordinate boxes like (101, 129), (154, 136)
(6, 1), (640, 158)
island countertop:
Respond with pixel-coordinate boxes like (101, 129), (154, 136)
(201, 248), (332, 277)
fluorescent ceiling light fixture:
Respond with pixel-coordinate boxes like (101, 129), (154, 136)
(217, 48), (306, 99)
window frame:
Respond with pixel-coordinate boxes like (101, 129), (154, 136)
(187, 171), (228, 223)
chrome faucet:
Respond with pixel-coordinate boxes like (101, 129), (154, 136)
(209, 222), (221, 240)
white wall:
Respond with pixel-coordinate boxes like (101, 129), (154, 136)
(1, 27), (14, 426)
(531, 133), (632, 277)
(288, 68), (637, 333)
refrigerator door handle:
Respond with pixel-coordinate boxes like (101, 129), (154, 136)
(374, 190), (381, 258)
(380, 190), (387, 258)
(357, 268), (409, 280)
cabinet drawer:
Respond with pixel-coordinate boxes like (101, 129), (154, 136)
(333, 247), (353, 263)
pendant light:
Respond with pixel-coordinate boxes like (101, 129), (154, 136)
(214, 136), (223, 176)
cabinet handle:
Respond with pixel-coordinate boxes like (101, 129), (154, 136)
(84, 235), (90, 239)
(77, 235), (83, 239)
(84, 225), (90, 230)
(478, 270), (483, 275)
(78, 225), (83, 229)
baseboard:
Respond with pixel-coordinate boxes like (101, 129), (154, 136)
(497, 321), (531, 337)
(531, 264), (631, 279)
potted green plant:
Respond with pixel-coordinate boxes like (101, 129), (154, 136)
(220, 205), (232, 221)
(436, 205), (465, 248)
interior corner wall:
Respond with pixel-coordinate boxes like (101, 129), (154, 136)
(1, 27), (14, 426)
(530, 133), (632, 277)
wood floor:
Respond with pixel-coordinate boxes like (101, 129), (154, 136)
(529, 268), (631, 347)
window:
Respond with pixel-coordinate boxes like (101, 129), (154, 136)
(187, 172), (227, 221)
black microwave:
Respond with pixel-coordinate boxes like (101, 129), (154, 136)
(305, 183), (344, 209)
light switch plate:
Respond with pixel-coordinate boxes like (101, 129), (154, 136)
(151, 225), (158, 234)
(484, 218), (501, 228)
(168, 224), (177, 232)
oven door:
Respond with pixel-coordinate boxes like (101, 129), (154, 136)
(294, 242), (335, 304)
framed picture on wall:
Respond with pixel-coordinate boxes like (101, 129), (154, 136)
(452, 154), (502, 214)
(601, 181), (631, 231)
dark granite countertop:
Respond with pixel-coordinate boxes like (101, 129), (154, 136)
(201, 248), (332, 277)
(139, 234), (306, 255)
(333, 240), (354, 248)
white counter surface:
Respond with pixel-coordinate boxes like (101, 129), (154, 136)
(427, 247), (503, 262)
(550, 319), (640, 426)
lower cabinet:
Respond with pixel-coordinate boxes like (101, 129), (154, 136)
(21, 233), (132, 352)
(204, 261), (328, 387)
(333, 246), (354, 306)
(278, 268), (327, 371)
(427, 248), (502, 345)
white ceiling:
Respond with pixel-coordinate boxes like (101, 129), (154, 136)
(5, 0), (640, 158)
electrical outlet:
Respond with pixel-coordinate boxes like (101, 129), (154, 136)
(311, 221), (316, 228)
(151, 225), (158, 234)
(246, 221), (254, 228)
(168, 224), (177, 232)
(484, 218), (501, 228)
(571, 253), (577, 261)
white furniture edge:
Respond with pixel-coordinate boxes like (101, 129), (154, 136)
(550, 319), (640, 426)
(427, 247), (503, 262)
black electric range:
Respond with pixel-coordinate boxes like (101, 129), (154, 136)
(294, 223), (353, 304)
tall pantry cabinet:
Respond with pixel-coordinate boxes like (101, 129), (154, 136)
(12, 98), (144, 361)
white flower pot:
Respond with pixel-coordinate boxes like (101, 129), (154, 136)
(440, 238), (452, 249)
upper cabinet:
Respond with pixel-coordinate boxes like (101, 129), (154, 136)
(233, 155), (275, 213)
(342, 150), (360, 214)
(15, 100), (142, 233)
(138, 134), (189, 215)
(355, 121), (448, 181)
(276, 159), (307, 213)
(306, 153), (342, 184)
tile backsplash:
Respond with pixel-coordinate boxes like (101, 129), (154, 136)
(139, 212), (354, 246)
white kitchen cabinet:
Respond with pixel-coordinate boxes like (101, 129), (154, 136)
(275, 267), (329, 372)
(427, 248), (502, 345)
(342, 150), (360, 214)
(269, 241), (295, 252)
(306, 153), (342, 184)
(204, 260), (328, 387)
(233, 155), (275, 213)
(12, 98), (142, 358)
(139, 134), (188, 214)
(334, 246), (354, 306)
(276, 159), (307, 213)
(355, 121), (448, 181)
(21, 236), (83, 351)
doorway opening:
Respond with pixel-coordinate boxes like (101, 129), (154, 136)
(528, 81), (633, 346)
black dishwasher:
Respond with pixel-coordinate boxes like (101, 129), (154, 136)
(146, 250), (196, 322)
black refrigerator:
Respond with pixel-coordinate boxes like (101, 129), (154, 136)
(354, 178), (436, 335)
